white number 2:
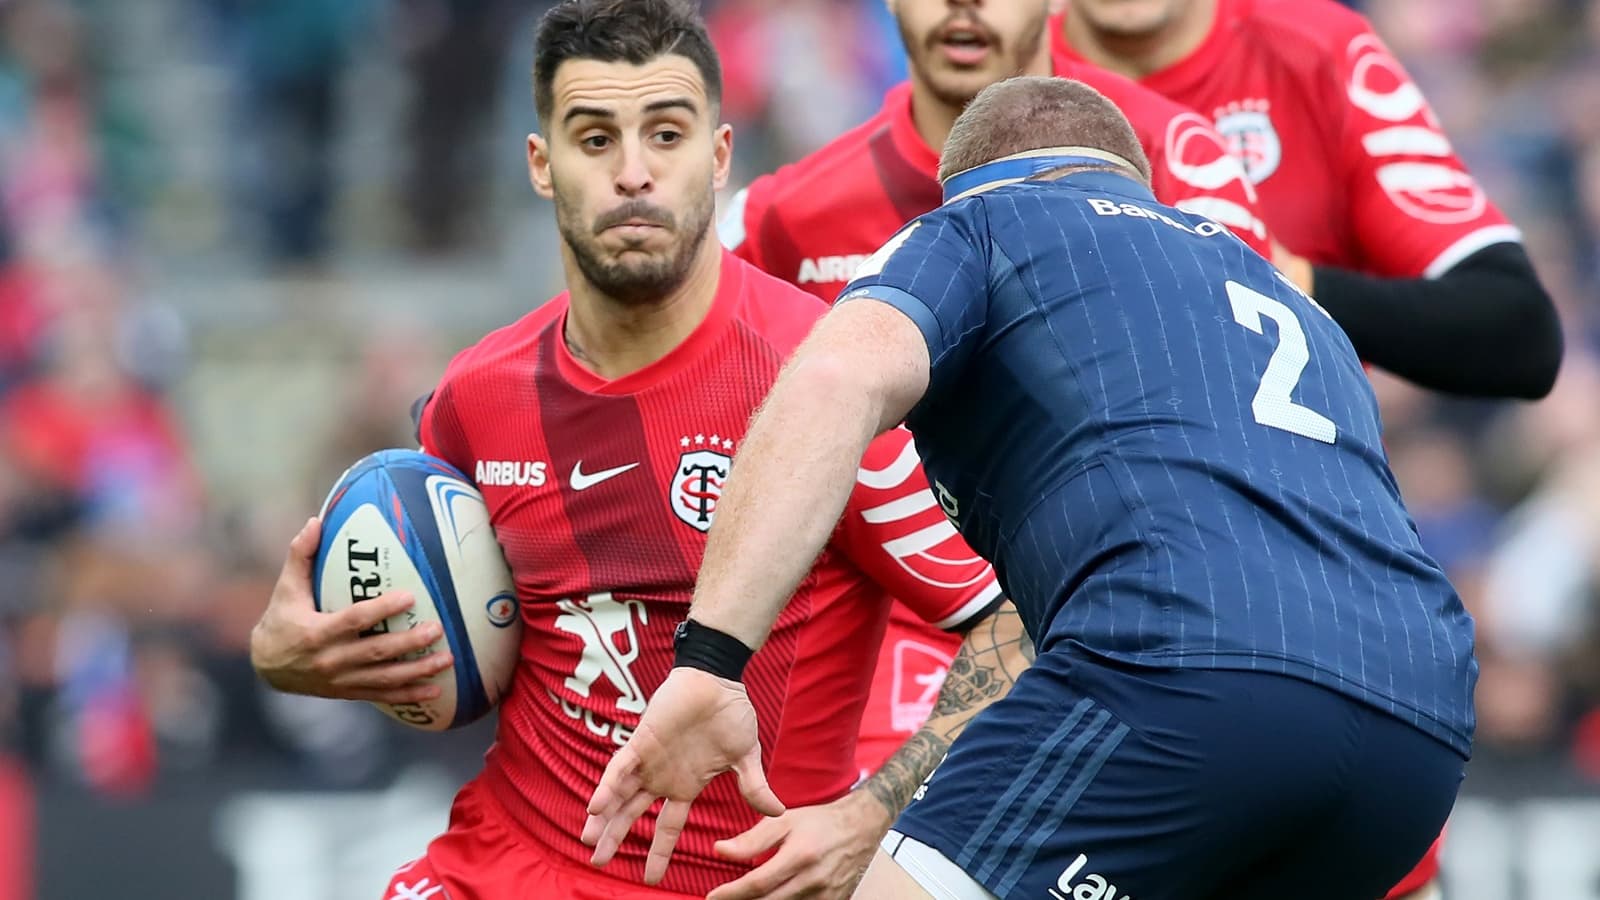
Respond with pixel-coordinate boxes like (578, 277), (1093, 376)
(1225, 280), (1338, 444)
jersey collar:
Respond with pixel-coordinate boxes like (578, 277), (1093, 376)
(941, 148), (1154, 204)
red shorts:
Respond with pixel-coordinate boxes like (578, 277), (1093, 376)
(381, 781), (698, 900)
(1383, 833), (1442, 898)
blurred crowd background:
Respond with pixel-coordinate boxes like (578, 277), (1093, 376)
(0, 0), (1597, 897)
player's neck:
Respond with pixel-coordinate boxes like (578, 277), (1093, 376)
(910, 43), (1054, 155)
(561, 239), (722, 380)
(1060, 0), (1216, 79)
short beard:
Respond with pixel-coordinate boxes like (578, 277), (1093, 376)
(553, 176), (716, 306)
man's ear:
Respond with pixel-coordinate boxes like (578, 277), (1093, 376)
(712, 123), (733, 192)
(528, 133), (555, 199)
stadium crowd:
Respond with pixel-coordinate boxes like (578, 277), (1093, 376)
(0, 0), (1595, 815)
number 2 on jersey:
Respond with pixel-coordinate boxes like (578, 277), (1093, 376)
(1226, 280), (1338, 444)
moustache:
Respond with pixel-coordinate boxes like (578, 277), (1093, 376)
(593, 202), (676, 235)
(926, 12), (1000, 52)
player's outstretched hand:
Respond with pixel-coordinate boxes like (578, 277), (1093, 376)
(250, 516), (452, 704)
(707, 789), (891, 900)
(584, 666), (784, 884)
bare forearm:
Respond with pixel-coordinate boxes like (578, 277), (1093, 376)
(861, 600), (1034, 820)
(690, 357), (884, 648)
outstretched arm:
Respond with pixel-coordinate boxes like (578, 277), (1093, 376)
(689, 298), (933, 648)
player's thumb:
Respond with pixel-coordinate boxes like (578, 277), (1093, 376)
(283, 517), (322, 583)
(714, 812), (788, 861)
(733, 750), (785, 817)
(288, 515), (321, 563)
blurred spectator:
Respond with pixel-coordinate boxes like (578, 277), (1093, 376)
(395, 0), (520, 254)
(204, 0), (374, 266)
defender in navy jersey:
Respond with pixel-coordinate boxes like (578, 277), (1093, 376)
(588, 78), (1474, 900)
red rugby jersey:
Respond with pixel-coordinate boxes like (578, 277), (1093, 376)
(1052, 0), (1520, 277)
(416, 251), (999, 896)
(719, 73), (1271, 308)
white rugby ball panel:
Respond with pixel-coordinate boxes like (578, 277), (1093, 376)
(424, 473), (519, 706)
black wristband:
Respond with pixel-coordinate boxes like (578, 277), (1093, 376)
(673, 618), (754, 681)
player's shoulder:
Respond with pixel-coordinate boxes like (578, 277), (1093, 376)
(1235, 0), (1379, 65)
(726, 254), (829, 352)
(434, 297), (564, 394)
(739, 100), (898, 222)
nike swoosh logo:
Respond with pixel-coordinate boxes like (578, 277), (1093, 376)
(569, 460), (640, 491)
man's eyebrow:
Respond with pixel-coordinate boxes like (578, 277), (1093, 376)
(644, 97), (698, 115)
(563, 104), (615, 125)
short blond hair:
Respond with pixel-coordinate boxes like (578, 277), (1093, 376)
(939, 77), (1152, 185)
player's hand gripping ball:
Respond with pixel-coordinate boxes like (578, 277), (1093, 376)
(315, 449), (520, 730)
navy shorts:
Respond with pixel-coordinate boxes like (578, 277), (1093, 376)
(888, 647), (1466, 900)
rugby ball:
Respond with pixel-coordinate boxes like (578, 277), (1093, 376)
(313, 449), (520, 731)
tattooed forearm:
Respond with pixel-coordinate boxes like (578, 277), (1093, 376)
(864, 730), (950, 820)
(859, 599), (1034, 820)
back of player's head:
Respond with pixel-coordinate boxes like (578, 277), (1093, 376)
(939, 76), (1152, 185)
(532, 0), (723, 125)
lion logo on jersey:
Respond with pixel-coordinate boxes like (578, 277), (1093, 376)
(554, 592), (649, 714)
(1214, 98), (1282, 184)
(672, 433), (734, 532)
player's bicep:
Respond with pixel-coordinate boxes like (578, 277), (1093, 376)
(1334, 28), (1517, 276)
(837, 428), (1003, 632)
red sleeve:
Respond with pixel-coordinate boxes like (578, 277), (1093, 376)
(1329, 23), (1519, 277)
(834, 427), (1002, 631)
(1150, 111), (1275, 260)
(718, 177), (773, 271)
(413, 366), (475, 477)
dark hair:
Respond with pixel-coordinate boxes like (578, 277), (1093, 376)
(533, 0), (723, 124)
(940, 77), (1152, 184)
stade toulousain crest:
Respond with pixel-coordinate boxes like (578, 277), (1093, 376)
(672, 433), (734, 533)
(1214, 98), (1281, 184)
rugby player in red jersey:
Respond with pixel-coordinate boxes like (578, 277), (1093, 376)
(247, 2), (1009, 898)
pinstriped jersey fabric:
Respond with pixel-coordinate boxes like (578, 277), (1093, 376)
(840, 170), (1476, 756)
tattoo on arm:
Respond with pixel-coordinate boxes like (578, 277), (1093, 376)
(861, 600), (1034, 819)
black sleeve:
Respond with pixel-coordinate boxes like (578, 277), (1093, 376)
(409, 391), (434, 446)
(1309, 241), (1562, 399)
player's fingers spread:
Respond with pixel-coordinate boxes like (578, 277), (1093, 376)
(644, 798), (692, 885)
(714, 814), (789, 861)
(733, 750), (785, 817)
(591, 790), (653, 867)
(588, 749), (640, 817)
